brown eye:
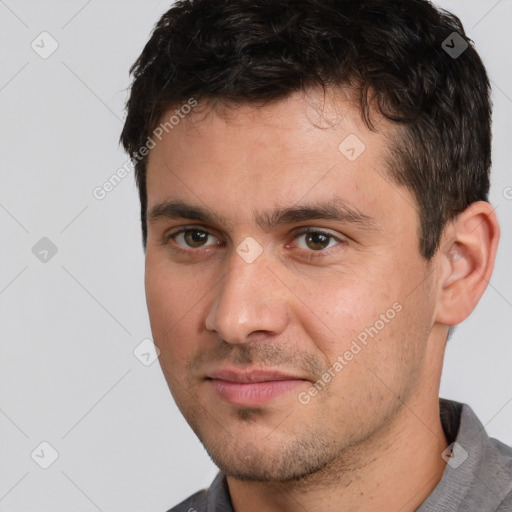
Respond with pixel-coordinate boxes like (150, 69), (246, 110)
(304, 232), (331, 251)
(172, 229), (219, 249)
(184, 230), (208, 247)
(293, 230), (341, 252)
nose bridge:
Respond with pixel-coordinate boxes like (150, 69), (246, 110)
(205, 244), (289, 343)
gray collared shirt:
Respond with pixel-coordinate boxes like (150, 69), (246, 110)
(167, 398), (512, 511)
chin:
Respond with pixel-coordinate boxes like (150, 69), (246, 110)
(201, 432), (339, 483)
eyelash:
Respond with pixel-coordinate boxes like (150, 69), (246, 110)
(163, 226), (345, 260)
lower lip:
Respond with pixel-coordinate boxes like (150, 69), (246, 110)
(208, 379), (306, 406)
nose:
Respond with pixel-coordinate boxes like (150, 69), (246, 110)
(205, 246), (290, 344)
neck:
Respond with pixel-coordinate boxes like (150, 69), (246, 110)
(227, 392), (448, 512)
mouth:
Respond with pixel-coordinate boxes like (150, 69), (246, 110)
(206, 368), (310, 406)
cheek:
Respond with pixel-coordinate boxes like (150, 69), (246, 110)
(145, 266), (173, 334)
(144, 263), (202, 361)
(297, 275), (393, 347)
(294, 270), (416, 390)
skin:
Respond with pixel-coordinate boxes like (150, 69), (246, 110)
(144, 88), (500, 512)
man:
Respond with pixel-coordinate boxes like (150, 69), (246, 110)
(120, 0), (512, 510)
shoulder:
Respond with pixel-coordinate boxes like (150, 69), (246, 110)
(165, 488), (208, 512)
(490, 436), (512, 511)
(496, 491), (512, 512)
(164, 472), (230, 512)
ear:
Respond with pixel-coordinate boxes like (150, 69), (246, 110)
(435, 201), (500, 326)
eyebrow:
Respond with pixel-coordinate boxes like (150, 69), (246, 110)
(147, 198), (376, 231)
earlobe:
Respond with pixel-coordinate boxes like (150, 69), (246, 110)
(435, 202), (500, 326)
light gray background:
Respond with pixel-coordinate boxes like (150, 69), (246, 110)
(0, 1), (510, 511)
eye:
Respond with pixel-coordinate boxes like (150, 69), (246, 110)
(292, 229), (343, 252)
(164, 227), (344, 256)
(168, 228), (221, 249)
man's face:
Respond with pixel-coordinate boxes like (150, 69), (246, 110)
(145, 90), (439, 481)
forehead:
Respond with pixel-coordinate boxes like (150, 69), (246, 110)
(151, 88), (393, 157)
(144, 88), (413, 230)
